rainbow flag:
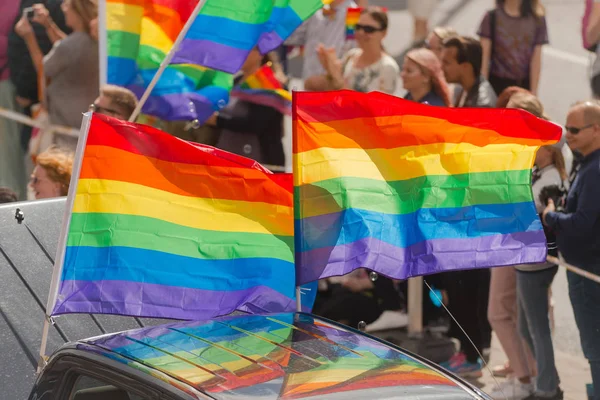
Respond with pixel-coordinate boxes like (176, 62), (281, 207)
(50, 114), (296, 320)
(345, 7), (362, 40)
(231, 64), (292, 115)
(293, 90), (561, 285)
(171, 0), (330, 74)
(104, 0), (232, 121)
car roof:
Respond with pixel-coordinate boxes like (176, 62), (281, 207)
(81, 312), (480, 399)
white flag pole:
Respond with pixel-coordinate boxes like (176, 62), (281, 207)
(98, 0), (108, 87)
(128, 0), (208, 122)
(38, 112), (93, 372)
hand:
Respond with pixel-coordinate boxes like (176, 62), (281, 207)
(15, 16), (34, 38)
(542, 198), (556, 225)
(204, 112), (218, 126)
(32, 4), (51, 28)
(89, 17), (98, 40)
(316, 44), (328, 69)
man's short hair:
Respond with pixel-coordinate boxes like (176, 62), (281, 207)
(0, 187), (18, 204)
(100, 84), (138, 120)
(442, 36), (483, 78)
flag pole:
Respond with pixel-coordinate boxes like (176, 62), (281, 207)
(98, 0), (107, 87)
(128, 0), (208, 122)
(38, 112), (93, 372)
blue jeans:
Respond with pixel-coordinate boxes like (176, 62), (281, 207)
(517, 266), (559, 395)
(567, 264), (600, 400)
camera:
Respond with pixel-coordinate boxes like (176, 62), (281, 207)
(539, 185), (567, 212)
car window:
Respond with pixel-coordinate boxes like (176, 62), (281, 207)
(68, 374), (149, 400)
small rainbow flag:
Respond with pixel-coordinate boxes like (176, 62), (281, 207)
(104, 0), (232, 122)
(231, 64), (292, 115)
(293, 90), (561, 285)
(50, 114), (296, 320)
(171, 0), (330, 74)
(345, 7), (362, 40)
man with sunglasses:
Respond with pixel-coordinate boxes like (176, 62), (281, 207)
(543, 100), (600, 400)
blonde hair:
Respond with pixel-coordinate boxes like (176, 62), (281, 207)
(432, 26), (458, 41)
(69, 0), (98, 35)
(507, 92), (544, 118)
(406, 48), (452, 107)
(36, 146), (74, 196)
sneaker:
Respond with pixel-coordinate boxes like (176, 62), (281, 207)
(440, 352), (466, 369)
(489, 379), (534, 400)
(445, 356), (483, 378)
(523, 388), (564, 400)
(492, 362), (514, 378)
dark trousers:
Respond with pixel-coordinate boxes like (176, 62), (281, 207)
(445, 268), (491, 363)
(567, 264), (600, 399)
(489, 74), (531, 97)
(313, 284), (384, 329)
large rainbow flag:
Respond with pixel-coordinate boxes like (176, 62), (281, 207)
(49, 114), (296, 320)
(104, 0), (232, 121)
(293, 90), (561, 285)
(230, 63), (292, 115)
(171, 0), (330, 74)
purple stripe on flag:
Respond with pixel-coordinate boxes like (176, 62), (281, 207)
(230, 91), (291, 115)
(52, 280), (295, 320)
(172, 39), (250, 74)
(257, 31), (285, 55)
(128, 85), (215, 122)
(296, 231), (547, 285)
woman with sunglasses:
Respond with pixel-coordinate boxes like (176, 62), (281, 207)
(401, 48), (451, 107)
(306, 7), (399, 94)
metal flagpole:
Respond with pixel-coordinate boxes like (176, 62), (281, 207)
(98, 0), (108, 87)
(128, 0), (208, 122)
(38, 113), (93, 373)
(296, 287), (302, 312)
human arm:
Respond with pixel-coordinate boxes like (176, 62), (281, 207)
(586, 2), (600, 45)
(529, 45), (542, 95)
(14, 16), (44, 74)
(477, 11), (493, 79)
(543, 169), (600, 237)
(32, 4), (67, 44)
(379, 59), (400, 95)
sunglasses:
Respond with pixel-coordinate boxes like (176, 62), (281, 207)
(564, 124), (594, 135)
(355, 24), (383, 34)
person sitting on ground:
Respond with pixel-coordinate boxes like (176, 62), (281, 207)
(401, 47), (451, 106)
(441, 36), (497, 108)
(29, 145), (73, 200)
(305, 7), (399, 94)
(0, 187), (18, 204)
(90, 84), (138, 121)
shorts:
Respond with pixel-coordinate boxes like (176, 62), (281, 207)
(408, 0), (438, 19)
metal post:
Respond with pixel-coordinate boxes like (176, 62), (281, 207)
(407, 276), (423, 338)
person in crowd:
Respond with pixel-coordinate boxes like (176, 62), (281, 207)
(304, 7), (399, 94)
(0, 188), (18, 204)
(441, 36), (497, 107)
(15, 0), (99, 151)
(489, 92), (563, 400)
(585, 0), (600, 98)
(90, 84), (138, 121)
(478, 0), (548, 96)
(313, 268), (403, 330)
(438, 38), (494, 379)
(426, 26), (458, 60)
(401, 47), (451, 106)
(0, 2), (26, 200)
(543, 100), (600, 400)
(285, 0), (358, 84)
(29, 145), (73, 200)
(205, 49), (287, 170)
(8, 1), (68, 151)
(408, 0), (439, 47)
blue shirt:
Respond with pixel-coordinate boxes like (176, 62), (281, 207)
(404, 91), (446, 107)
(545, 148), (600, 268)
